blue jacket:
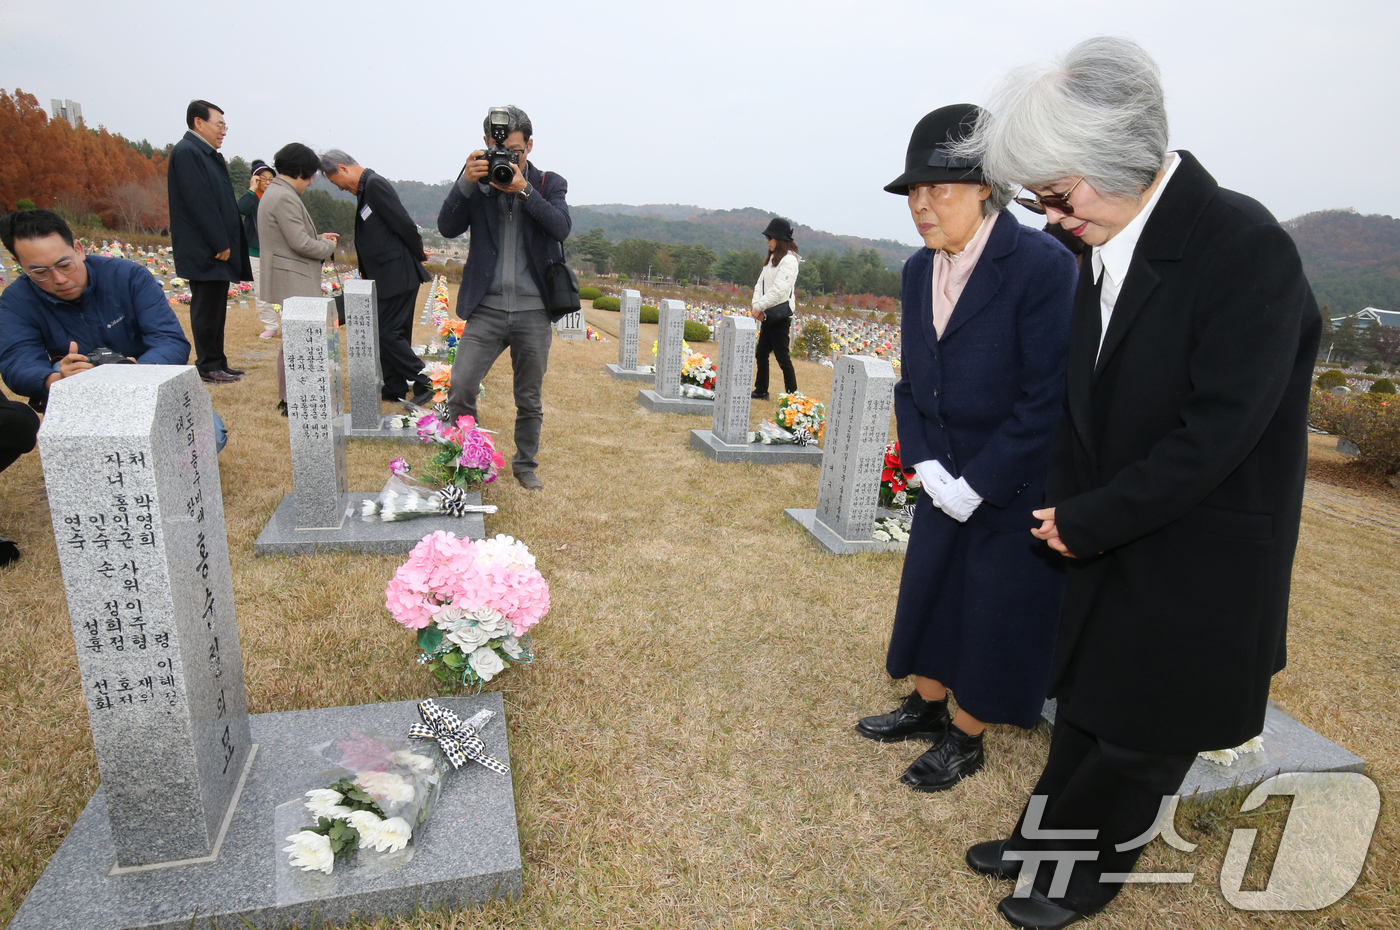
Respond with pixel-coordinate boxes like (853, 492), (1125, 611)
(437, 161), (572, 320)
(0, 254), (191, 399)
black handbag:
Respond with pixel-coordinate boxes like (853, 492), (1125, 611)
(539, 172), (580, 319)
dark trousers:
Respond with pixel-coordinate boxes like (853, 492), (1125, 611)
(754, 315), (796, 394)
(445, 306), (552, 475)
(1002, 710), (1196, 914)
(0, 393), (40, 473)
(378, 288), (428, 399)
(188, 279), (230, 374)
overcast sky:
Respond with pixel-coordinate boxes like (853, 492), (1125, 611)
(4, 0), (1397, 245)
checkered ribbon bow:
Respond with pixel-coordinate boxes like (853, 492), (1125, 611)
(407, 699), (509, 774)
(791, 427), (814, 446)
(435, 486), (472, 518)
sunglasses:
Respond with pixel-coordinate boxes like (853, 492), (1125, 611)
(1013, 177), (1084, 216)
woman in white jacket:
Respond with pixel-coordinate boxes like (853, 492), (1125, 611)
(750, 217), (800, 399)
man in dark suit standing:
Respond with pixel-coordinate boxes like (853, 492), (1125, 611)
(167, 100), (251, 384)
(954, 37), (1321, 929)
(322, 151), (433, 406)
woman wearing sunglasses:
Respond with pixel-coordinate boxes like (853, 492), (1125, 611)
(949, 37), (1319, 930)
(854, 104), (1077, 796)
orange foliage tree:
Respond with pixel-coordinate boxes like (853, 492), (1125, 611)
(0, 88), (170, 232)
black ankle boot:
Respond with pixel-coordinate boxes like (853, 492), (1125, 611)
(855, 691), (950, 743)
(900, 724), (985, 792)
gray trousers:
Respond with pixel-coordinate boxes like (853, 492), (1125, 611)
(446, 306), (552, 475)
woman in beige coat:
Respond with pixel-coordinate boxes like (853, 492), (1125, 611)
(256, 142), (338, 410)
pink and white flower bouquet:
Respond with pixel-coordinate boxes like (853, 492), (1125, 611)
(385, 531), (549, 691)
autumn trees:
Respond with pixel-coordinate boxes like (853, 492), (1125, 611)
(0, 88), (170, 232)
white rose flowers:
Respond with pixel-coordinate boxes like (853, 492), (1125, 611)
(468, 645), (506, 681)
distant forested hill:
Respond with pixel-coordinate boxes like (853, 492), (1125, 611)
(1282, 209), (1400, 314)
(568, 204), (917, 270)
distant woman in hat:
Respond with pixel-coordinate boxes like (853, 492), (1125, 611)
(750, 217), (799, 400)
(853, 104), (1077, 793)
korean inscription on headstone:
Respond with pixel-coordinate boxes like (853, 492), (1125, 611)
(654, 299), (687, 399)
(712, 314), (758, 444)
(343, 279), (383, 431)
(38, 366), (251, 868)
(815, 355), (895, 540)
(282, 297), (348, 528)
(619, 289), (641, 370)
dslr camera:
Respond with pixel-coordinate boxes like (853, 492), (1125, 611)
(482, 107), (521, 186)
(85, 347), (135, 366)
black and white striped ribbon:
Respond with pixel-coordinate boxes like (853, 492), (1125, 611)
(435, 486), (471, 517)
(792, 427), (814, 446)
(407, 699), (510, 774)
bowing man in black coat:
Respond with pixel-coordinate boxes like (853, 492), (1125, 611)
(855, 104), (1076, 796)
(323, 151), (434, 405)
(954, 37), (1321, 929)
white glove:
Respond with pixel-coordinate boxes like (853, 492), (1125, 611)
(912, 459), (983, 523)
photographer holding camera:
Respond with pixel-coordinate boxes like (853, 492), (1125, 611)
(439, 105), (571, 491)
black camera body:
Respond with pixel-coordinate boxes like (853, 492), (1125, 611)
(484, 144), (519, 186)
(86, 347), (135, 366)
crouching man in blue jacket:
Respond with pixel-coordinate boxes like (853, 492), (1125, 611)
(0, 209), (225, 451)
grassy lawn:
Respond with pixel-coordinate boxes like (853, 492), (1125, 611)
(0, 286), (1396, 928)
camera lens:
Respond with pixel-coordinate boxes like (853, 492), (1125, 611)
(490, 162), (515, 185)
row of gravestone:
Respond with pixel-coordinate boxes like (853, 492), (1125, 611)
(19, 361), (517, 930)
(603, 290), (901, 555)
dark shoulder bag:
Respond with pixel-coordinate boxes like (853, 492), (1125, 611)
(538, 172), (580, 319)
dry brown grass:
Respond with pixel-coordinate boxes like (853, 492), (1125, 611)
(0, 289), (1396, 929)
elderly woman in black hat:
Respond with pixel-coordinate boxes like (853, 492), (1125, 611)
(749, 216), (799, 400)
(854, 104), (1077, 794)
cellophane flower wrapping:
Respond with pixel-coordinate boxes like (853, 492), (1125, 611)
(879, 440), (922, 509)
(360, 473), (448, 522)
(281, 731), (444, 875)
(774, 392), (826, 443)
(385, 531), (549, 692)
(415, 410), (504, 490)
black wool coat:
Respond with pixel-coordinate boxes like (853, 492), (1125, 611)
(1047, 151), (1322, 754)
(354, 168), (431, 299)
(167, 131), (252, 282)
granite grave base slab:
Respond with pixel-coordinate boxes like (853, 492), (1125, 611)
(1041, 699), (1364, 800)
(348, 415), (420, 443)
(637, 389), (714, 416)
(9, 695), (520, 930)
(783, 508), (907, 555)
(690, 429), (823, 465)
(605, 364), (654, 382)
(254, 492), (485, 556)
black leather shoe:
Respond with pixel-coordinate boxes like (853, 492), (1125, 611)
(996, 888), (1084, 930)
(899, 724), (984, 792)
(751, 390), (770, 400)
(382, 390), (406, 402)
(967, 839), (1020, 880)
(201, 370), (240, 384)
(0, 536), (19, 567)
(276, 400), (288, 417)
(855, 691), (950, 743)
(223, 367), (245, 377)
(409, 389), (436, 408)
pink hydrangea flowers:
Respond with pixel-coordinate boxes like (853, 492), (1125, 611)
(385, 532), (550, 637)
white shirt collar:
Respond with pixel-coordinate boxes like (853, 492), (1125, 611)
(1092, 152), (1181, 287)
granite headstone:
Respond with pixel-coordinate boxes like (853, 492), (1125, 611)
(605, 289), (651, 380)
(654, 298), (686, 399)
(555, 309), (585, 340)
(37, 365), (252, 868)
(784, 355), (899, 553)
(342, 279), (384, 431)
(281, 297), (348, 528)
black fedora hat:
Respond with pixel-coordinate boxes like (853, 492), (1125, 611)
(760, 216), (794, 242)
(884, 103), (985, 196)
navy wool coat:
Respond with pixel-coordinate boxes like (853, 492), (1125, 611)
(886, 212), (1077, 728)
(167, 131), (252, 283)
